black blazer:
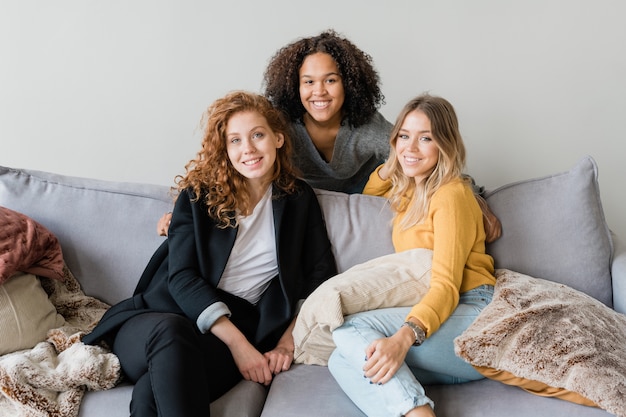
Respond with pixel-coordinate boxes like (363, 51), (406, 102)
(84, 180), (337, 348)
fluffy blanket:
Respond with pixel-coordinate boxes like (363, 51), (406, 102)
(293, 248), (432, 365)
(0, 266), (120, 417)
(455, 269), (626, 417)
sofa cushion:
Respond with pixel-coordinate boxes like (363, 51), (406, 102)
(0, 272), (65, 355)
(314, 190), (394, 273)
(0, 166), (173, 305)
(454, 269), (626, 417)
(263, 364), (612, 417)
(485, 156), (613, 306)
(473, 367), (596, 407)
(79, 380), (268, 417)
(0, 206), (65, 284)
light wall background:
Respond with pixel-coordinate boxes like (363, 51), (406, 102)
(2, 1), (626, 239)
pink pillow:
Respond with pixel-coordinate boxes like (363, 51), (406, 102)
(0, 206), (65, 284)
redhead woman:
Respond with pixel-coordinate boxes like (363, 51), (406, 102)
(84, 91), (337, 417)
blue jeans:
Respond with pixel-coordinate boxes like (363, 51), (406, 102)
(328, 285), (494, 417)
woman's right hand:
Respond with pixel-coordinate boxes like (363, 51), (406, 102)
(475, 195), (502, 243)
(377, 157), (395, 181)
(157, 212), (172, 236)
(210, 316), (274, 385)
(231, 340), (274, 385)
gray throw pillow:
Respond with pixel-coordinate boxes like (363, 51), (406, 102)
(485, 156), (613, 306)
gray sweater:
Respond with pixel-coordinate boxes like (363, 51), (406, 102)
(291, 112), (392, 193)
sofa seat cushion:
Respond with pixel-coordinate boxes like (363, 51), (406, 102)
(455, 269), (626, 417)
(79, 380), (268, 417)
(261, 364), (612, 417)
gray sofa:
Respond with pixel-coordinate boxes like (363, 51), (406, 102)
(0, 154), (622, 417)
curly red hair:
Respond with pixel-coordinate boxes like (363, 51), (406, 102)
(175, 91), (299, 228)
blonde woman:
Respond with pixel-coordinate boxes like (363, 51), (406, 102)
(328, 94), (496, 417)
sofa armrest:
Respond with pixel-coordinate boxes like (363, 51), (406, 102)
(611, 231), (626, 314)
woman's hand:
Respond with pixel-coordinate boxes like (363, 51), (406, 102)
(363, 325), (414, 385)
(210, 316), (273, 385)
(231, 341), (274, 385)
(377, 157), (395, 181)
(263, 316), (296, 375)
(264, 345), (294, 375)
(157, 212), (172, 236)
(475, 195), (502, 243)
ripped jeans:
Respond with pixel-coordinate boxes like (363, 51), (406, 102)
(328, 285), (493, 417)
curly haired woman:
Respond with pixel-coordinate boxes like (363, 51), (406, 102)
(156, 31), (500, 240)
(84, 91), (337, 417)
(264, 29), (391, 194)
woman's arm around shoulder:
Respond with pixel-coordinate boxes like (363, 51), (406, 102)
(363, 162), (393, 197)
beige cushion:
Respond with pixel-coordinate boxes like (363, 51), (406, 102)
(0, 272), (65, 355)
(454, 269), (626, 417)
(293, 248), (432, 365)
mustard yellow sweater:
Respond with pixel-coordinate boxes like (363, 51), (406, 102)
(364, 167), (495, 337)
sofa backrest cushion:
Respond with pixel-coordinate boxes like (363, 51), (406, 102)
(0, 166), (396, 305)
(314, 190), (394, 273)
(0, 166), (172, 305)
(485, 156), (613, 306)
(1, 156), (613, 308)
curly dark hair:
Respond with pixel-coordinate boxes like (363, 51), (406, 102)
(175, 91), (299, 228)
(263, 29), (385, 128)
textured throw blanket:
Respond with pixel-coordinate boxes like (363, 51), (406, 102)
(455, 269), (626, 417)
(0, 266), (120, 417)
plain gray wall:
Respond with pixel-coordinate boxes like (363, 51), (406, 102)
(2, 0), (626, 240)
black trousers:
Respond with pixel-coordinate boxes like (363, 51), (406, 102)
(112, 293), (263, 417)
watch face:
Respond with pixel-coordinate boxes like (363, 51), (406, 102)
(403, 321), (425, 346)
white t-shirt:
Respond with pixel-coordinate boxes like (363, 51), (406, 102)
(218, 187), (278, 305)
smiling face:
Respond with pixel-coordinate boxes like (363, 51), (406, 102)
(225, 110), (285, 190)
(298, 52), (345, 126)
(394, 110), (440, 184)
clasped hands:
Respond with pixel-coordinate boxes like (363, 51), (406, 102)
(231, 341), (294, 386)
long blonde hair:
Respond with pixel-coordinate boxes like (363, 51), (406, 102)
(175, 91), (299, 228)
(386, 94), (467, 229)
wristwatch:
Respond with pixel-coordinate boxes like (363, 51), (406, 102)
(402, 321), (426, 346)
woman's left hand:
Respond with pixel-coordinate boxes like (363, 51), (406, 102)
(263, 316), (297, 375)
(475, 195), (502, 243)
(264, 346), (294, 375)
(157, 212), (172, 236)
(363, 332), (412, 384)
